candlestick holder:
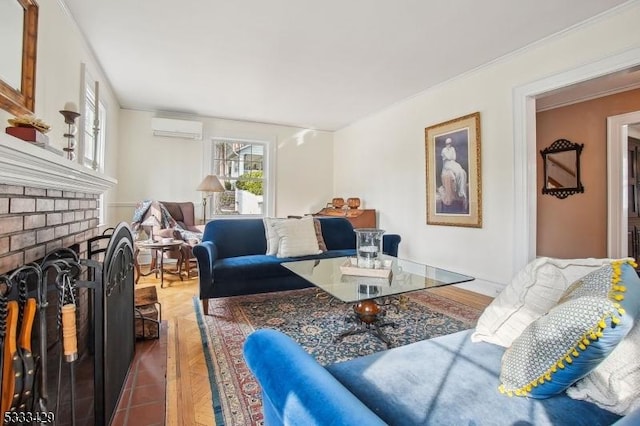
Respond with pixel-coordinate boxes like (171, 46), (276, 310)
(60, 105), (81, 161)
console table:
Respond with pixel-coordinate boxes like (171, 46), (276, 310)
(313, 208), (376, 228)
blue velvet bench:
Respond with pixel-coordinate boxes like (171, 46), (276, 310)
(243, 328), (635, 425)
(193, 217), (401, 314)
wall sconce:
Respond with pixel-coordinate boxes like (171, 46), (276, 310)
(59, 101), (81, 161)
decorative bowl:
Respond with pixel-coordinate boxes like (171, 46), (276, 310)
(347, 197), (360, 209)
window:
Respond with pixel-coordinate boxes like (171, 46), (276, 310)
(81, 64), (107, 225)
(82, 81), (106, 171)
(208, 138), (274, 217)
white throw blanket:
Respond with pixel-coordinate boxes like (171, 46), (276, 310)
(472, 256), (638, 416)
(567, 322), (640, 415)
(472, 256), (615, 347)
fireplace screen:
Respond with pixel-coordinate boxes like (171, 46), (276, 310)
(0, 222), (135, 426)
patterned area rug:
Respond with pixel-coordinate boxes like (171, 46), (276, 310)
(194, 287), (483, 426)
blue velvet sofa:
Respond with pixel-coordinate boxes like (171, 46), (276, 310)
(243, 328), (638, 425)
(193, 217), (401, 313)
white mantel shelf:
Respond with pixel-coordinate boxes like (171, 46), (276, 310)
(0, 132), (117, 194)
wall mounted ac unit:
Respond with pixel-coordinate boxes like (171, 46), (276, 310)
(151, 117), (203, 140)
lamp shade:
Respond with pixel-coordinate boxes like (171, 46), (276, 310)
(196, 175), (225, 193)
(141, 215), (161, 227)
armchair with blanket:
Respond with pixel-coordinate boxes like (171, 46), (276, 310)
(132, 200), (204, 275)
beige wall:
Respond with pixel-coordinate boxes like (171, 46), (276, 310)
(0, 1), (121, 225)
(112, 109), (334, 225)
(334, 3), (639, 295)
(536, 88), (640, 258)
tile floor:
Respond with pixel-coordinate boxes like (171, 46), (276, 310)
(110, 322), (167, 425)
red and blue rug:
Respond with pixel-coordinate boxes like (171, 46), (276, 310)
(194, 287), (482, 426)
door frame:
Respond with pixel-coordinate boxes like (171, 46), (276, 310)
(513, 47), (640, 274)
(608, 111), (640, 258)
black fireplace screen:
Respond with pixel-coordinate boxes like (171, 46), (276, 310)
(0, 222), (135, 426)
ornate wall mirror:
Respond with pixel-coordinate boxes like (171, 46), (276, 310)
(0, 0), (39, 116)
(540, 138), (584, 199)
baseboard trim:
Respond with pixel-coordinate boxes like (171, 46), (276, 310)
(454, 278), (504, 298)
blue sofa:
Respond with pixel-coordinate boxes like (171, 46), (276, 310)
(193, 217), (401, 313)
(243, 328), (637, 425)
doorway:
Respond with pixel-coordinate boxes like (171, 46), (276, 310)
(513, 47), (640, 273)
(629, 134), (640, 262)
(607, 112), (640, 259)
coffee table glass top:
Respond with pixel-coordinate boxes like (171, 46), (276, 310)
(282, 255), (474, 303)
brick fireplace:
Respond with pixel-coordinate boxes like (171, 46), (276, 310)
(0, 131), (119, 424)
(0, 131), (116, 354)
(0, 131), (116, 271)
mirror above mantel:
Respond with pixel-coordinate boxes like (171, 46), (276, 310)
(0, 0), (39, 116)
(540, 138), (585, 199)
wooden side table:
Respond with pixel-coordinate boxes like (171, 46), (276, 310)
(134, 240), (184, 287)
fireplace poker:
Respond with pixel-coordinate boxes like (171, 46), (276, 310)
(53, 264), (78, 426)
(61, 302), (78, 426)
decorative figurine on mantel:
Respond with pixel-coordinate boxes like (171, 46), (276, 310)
(5, 114), (51, 144)
(59, 102), (81, 161)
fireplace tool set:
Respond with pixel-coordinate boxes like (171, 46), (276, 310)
(0, 223), (135, 426)
(0, 249), (84, 425)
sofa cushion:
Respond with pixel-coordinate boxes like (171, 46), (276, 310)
(326, 329), (621, 425)
(319, 217), (356, 250)
(213, 250), (356, 282)
(263, 217), (285, 255)
(472, 257), (614, 348)
(214, 255), (295, 281)
(499, 260), (640, 399)
(202, 219), (268, 258)
(274, 216), (322, 258)
(313, 219), (328, 252)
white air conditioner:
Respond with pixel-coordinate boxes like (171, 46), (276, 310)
(151, 117), (203, 140)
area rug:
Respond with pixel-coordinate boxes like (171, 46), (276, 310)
(194, 287), (483, 426)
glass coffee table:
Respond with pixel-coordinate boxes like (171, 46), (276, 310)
(282, 255), (474, 347)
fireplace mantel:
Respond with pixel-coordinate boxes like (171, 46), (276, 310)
(0, 132), (116, 193)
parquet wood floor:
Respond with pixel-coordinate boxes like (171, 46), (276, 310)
(138, 266), (493, 426)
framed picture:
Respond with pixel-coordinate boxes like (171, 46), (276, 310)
(425, 112), (482, 227)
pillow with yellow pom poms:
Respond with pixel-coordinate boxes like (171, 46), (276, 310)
(499, 259), (640, 399)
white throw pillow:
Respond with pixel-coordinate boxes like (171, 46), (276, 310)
(273, 216), (321, 258)
(263, 217), (285, 255)
(471, 257), (614, 348)
(567, 312), (640, 415)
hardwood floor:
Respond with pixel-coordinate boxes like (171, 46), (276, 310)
(136, 269), (215, 426)
(139, 266), (494, 426)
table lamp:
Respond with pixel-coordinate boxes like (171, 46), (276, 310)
(196, 175), (225, 222)
(141, 215), (161, 242)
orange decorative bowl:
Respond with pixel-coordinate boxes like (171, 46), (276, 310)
(347, 198), (360, 209)
(332, 198), (345, 209)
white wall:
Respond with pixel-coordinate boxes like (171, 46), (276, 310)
(112, 109), (334, 224)
(0, 1), (121, 224)
(334, 3), (640, 295)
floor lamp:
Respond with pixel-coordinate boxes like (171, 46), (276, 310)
(196, 175), (225, 222)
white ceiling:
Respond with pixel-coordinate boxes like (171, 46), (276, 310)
(62, 0), (629, 131)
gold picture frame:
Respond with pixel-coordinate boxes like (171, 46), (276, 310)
(425, 112), (482, 227)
